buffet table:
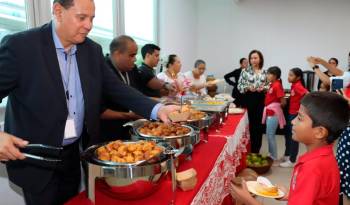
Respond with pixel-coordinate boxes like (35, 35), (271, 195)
(66, 112), (249, 205)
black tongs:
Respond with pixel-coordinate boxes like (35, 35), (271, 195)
(21, 144), (63, 162)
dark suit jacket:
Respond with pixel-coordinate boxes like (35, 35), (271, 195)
(0, 22), (157, 193)
(224, 68), (245, 107)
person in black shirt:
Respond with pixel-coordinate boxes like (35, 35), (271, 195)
(138, 44), (174, 97)
(100, 35), (143, 141)
(224, 58), (248, 107)
(317, 57), (337, 91)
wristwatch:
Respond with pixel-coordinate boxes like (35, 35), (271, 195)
(312, 65), (319, 70)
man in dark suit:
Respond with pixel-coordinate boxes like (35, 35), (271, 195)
(224, 58), (248, 107)
(0, 0), (177, 204)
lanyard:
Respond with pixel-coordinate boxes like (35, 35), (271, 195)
(61, 50), (73, 101)
(117, 69), (130, 85)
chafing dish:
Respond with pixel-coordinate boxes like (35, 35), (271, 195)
(179, 112), (215, 143)
(81, 141), (177, 203)
(190, 100), (230, 127)
(125, 120), (200, 152)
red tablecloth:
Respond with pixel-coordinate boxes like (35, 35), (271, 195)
(66, 113), (249, 205)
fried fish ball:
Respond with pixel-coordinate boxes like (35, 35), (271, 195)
(150, 149), (161, 156)
(99, 153), (110, 161)
(144, 151), (151, 160)
(117, 157), (126, 163)
(96, 146), (107, 155)
(142, 144), (153, 152)
(125, 154), (134, 163)
(112, 141), (122, 150)
(127, 144), (137, 152)
(116, 145), (127, 157)
(117, 145), (127, 153)
(134, 156), (144, 162)
(105, 142), (114, 152)
(133, 150), (143, 157)
(134, 143), (142, 151)
(97, 140), (163, 163)
(152, 129), (162, 136)
(111, 155), (120, 162)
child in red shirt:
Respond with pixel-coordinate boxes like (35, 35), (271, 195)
(280, 68), (308, 168)
(230, 92), (349, 205)
(262, 66), (286, 161)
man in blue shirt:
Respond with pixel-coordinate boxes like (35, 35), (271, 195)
(0, 0), (177, 204)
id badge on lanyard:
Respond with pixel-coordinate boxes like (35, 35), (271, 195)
(64, 117), (77, 139)
(62, 51), (77, 140)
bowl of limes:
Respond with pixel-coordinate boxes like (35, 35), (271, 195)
(246, 153), (273, 174)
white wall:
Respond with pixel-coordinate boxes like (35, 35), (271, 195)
(158, 0), (198, 72)
(196, 0), (350, 88)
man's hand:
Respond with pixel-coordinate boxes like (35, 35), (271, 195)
(0, 132), (28, 161)
(127, 112), (143, 120)
(157, 105), (180, 123)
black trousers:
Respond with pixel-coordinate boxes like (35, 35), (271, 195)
(23, 141), (81, 205)
(283, 114), (299, 162)
(245, 91), (265, 153)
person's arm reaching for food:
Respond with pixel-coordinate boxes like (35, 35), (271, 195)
(100, 109), (142, 120)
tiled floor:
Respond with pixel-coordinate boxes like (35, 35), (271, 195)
(250, 134), (307, 205)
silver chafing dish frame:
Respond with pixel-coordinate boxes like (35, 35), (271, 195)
(125, 120), (200, 151)
(81, 142), (177, 204)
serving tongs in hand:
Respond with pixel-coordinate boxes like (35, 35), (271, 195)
(21, 144), (63, 163)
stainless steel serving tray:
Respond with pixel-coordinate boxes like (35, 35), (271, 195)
(81, 142), (174, 202)
(125, 120), (200, 151)
(190, 100), (230, 112)
(91, 141), (167, 166)
(181, 112), (215, 129)
(136, 124), (194, 139)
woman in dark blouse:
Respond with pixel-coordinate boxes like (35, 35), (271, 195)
(224, 58), (248, 107)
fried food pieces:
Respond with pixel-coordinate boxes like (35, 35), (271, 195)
(138, 122), (191, 137)
(96, 140), (163, 163)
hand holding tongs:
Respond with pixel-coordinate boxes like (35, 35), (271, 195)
(21, 144), (63, 163)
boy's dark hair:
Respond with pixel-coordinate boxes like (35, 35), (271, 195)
(267, 66), (281, 79)
(194, 59), (206, 68)
(109, 35), (135, 54)
(301, 92), (349, 144)
(141, 44), (160, 59)
(166, 54), (177, 68)
(290, 67), (306, 88)
(248, 50), (264, 69)
(239, 58), (247, 64)
(53, 0), (74, 9)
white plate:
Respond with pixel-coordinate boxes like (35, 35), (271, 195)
(246, 181), (285, 199)
(229, 108), (245, 114)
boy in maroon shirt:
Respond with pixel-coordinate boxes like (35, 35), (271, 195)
(231, 92), (349, 205)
